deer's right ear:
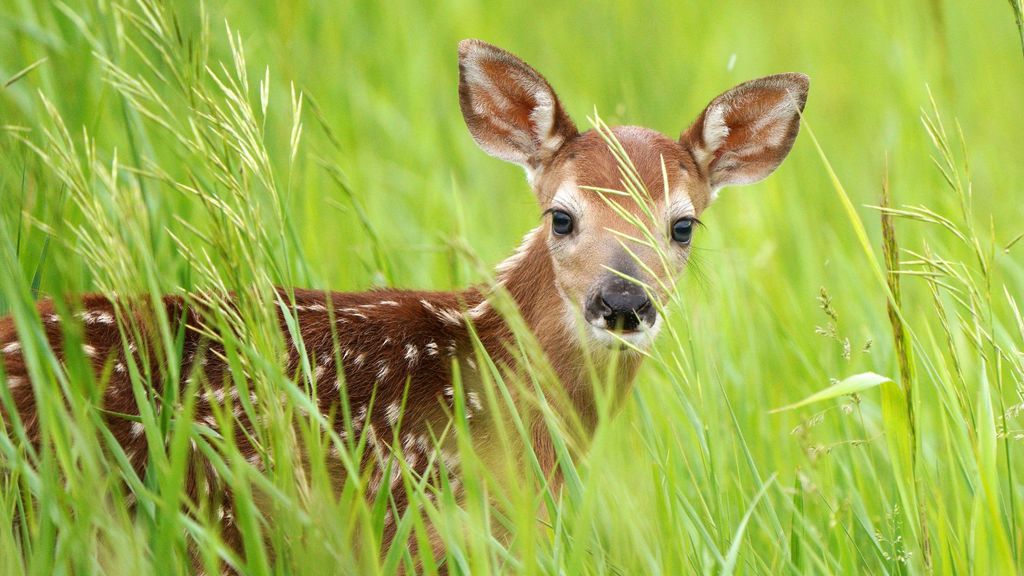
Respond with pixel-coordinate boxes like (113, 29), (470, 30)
(458, 39), (578, 172)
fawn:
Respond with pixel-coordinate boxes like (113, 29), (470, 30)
(0, 39), (808, 569)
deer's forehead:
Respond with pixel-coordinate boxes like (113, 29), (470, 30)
(540, 127), (708, 213)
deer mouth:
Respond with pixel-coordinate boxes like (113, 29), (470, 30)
(584, 315), (662, 350)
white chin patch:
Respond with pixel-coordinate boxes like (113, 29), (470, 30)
(585, 316), (662, 351)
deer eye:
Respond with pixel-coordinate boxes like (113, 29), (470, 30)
(550, 210), (574, 236)
(671, 217), (695, 244)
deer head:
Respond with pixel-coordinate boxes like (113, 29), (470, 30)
(458, 39), (808, 350)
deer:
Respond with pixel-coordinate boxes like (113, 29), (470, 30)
(0, 39), (808, 572)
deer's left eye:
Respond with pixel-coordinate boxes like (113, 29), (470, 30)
(671, 218), (695, 244)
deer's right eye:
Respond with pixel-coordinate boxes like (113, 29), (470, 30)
(551, 210), (574, 236)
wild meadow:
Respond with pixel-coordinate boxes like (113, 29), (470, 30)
(1, 0), (1023, 574)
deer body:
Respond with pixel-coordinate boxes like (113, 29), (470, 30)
(1, 39), (808, 570)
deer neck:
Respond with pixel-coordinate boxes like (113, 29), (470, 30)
(476, 226), (644, 430)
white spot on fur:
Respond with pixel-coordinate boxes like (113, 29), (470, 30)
(380, 300), (400, 307)
(354, 353), (366, 367)
(415, 434), (432, 453)
(467, 300), (489, 320)
(130, 421), (145, 438)
(385, 402), (400, 426)
(425, 341), (439, 356)
(404, 344), (419, 363)
(467, 391), (483, 412)
(439, 448), (460, 471)
(6, 376), (24, 390)
(2, 342), (20, 354)
(47, 314), (60, 323)
(210, 387), (228, 403)
(79, 310), (114, 325)
(353, 405), (367, 429)
(436, 308), (462, 326)
(444, 386), (454, 398)
(340, 308), (367, 319)
(387, 460), (402, 488)
(115, 362), (126, 373)
(376, 363), (390, 380)
(402, 434), (417, 452)
(314, 365), (326, 381)
(83, 344), (96, 357)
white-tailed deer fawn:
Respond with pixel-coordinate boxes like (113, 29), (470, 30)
(1, 39), (808, 568)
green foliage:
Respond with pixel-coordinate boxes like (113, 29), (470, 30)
(1, 0), (1023, 574)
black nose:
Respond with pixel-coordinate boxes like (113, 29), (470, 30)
(589, 277), (654, 332)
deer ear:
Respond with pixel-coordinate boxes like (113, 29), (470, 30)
(458, 39), (578, 172)
(681, 73), (809, 195)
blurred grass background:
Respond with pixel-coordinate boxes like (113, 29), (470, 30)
(1, 0), (1023, 574)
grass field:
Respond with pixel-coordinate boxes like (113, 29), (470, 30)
(2, 0), (1024, 574)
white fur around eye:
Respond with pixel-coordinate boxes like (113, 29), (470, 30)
(667, 195), (696, 222)
(551, 180), (583, 217)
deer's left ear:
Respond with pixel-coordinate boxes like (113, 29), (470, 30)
(681, 73), (809, 195)
(458, 39), (578, 172)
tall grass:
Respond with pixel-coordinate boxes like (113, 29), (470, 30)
(1, 0), (1023, 574)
